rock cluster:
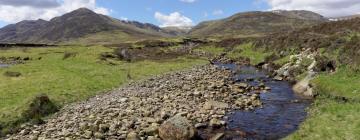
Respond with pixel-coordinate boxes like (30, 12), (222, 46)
(7, 65), (266, 140)
(273, 48), (317, 96)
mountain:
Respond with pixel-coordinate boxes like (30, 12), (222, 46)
(0, 8), (170, 44)
(329, 14), (360, 21)
(271, 10), (328, 21)
(189, 10), (327, 38)
(256, 17), (360, 66)
(161, 26), (192, 36)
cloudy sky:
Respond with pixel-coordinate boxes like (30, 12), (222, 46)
(0, 0), (359, 28)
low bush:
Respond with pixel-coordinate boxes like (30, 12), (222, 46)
(4, 71), (21, 77)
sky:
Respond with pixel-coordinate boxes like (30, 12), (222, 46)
(0, 0), (360, 28)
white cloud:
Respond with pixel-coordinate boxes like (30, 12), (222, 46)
(120, 17), (128, 21)
(265, 0), (360, 17)
(213, 10), (224, 16)
(0, 0), (60, 8)
(203, 12), (209, 17)
(0, 0), (110, 23)
(180, 0), (196, 3)
(154, 12), (193, 27)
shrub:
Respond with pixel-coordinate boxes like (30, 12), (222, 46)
(4, 71), (21, 77)
(113, 48), (132, 62)
(21, 94), (58, 122)
(63, 52), (78, 60)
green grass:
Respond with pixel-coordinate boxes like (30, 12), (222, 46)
(288, 66), (360, 139)
(274, 55), (291, 65)
(288, 98), (360, 140)
(0, 46), (207, 133)
(312, 67), (360, 100)
(194, 45), (226, 56)
(227, 43), (271, 65)
(66, 30), (141, 45)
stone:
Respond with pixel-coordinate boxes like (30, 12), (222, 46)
(126, 132), (141, 140)
(158, 115), (196, 140)
(144, 125), (159, 136)
(209, 118), (226, 128)
(236, 83), (248, 88)
(273, 76), (283, 81)
(160, 111), (170, 120)
(210, 133), (224, 140)
(99, 124), (109, 132)
(119, 98), (128, 102)
(84, 130), (93, 138)
(94, 132), (104, 139)
(264, 86), (271, 90)
(203, 100), (229, 110)
(147, 136), (161, 140)
(194, 123), (207, 128)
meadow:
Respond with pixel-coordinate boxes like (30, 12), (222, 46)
(0, 45), (207, 134)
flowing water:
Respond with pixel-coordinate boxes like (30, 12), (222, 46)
(200, 63), (312, 140)
(0, 63), (9, 68)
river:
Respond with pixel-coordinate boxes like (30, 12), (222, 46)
(199, 63), (313, 139)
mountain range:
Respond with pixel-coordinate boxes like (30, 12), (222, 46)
(0, 8), (348, 44)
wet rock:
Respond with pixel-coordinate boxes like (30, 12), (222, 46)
(194, 123), (207, 128)
(159, 115), (196, 140)
(210, 133), (224, 140)
(209, 118), (226, 128)
(273, 76), (283, 81)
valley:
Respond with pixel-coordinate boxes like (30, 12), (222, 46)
(0, 7), (359, 140)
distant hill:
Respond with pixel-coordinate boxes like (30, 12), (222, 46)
(189, 10), (327, 38)
(329, 14), (360, 21)
(161, 26), (192, 36)
(0, 8), (171, 44)
(255, 17), (360, 66)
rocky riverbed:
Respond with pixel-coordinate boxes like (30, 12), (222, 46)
(7, 64), (271, 140)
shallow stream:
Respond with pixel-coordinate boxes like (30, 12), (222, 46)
(200, 63), (312, 139)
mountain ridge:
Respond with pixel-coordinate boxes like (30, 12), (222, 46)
(0, 8), (171, 44)
(0, 8), (329, 44)
(189, 10), (327, 38)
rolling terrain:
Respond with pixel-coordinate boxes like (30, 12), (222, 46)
(0, 9), (329, 45)
(1, 7), (360, 140)
(189, 10), (327, 38)
(0, 8), (172, 44)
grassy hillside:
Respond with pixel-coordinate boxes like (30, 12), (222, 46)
(0, 45), (207, 134)
(189, 11), (324, 38)
(0, 8), (170, 44)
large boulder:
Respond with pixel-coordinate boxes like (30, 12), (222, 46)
(293, 72), (316, 97)
(158, 115), (196, 140)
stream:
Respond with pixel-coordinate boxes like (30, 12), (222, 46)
(200, 63), (313, 140)
(0, 63), (9, 68)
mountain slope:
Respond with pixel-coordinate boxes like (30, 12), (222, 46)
(0, 8), (170, 44)
(189, 10), (326, 38)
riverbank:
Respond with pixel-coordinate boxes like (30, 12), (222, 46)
(6, 64), (264, 139)
(0, 45), (208, 136)
(196, 42), (360, 139)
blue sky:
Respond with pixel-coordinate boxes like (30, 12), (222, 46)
(0, 0), (360, 28)
(96, 0), (269, 26)
(0, 0), (270, 28)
